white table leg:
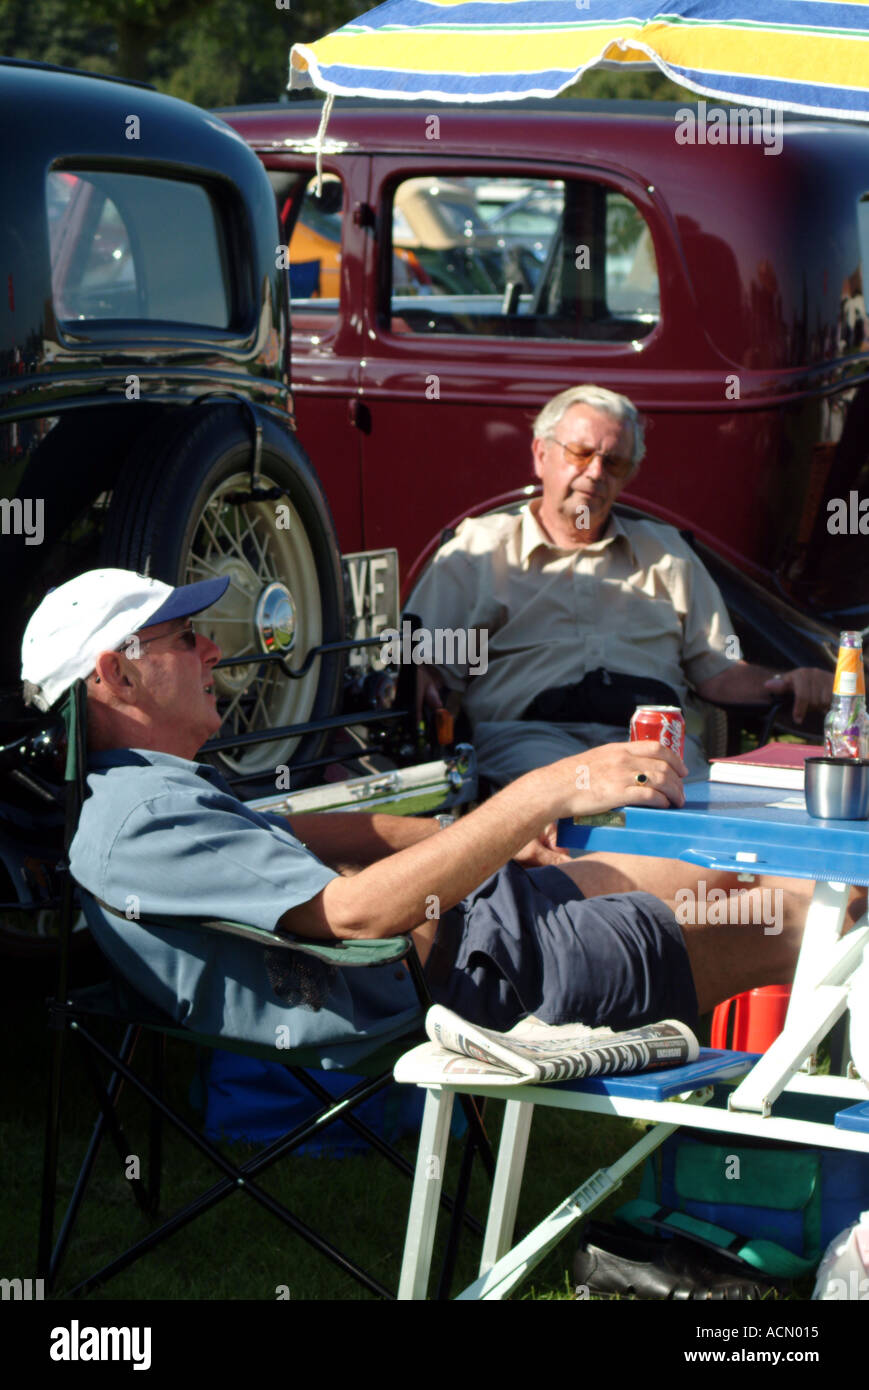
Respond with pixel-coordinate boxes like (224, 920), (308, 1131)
(479, 1099), (534, 1274)
(458, 1113), (685, 1301)
(787, 881), (849, 1040)
(729, 924), (869, 1115)
(397, 1087), (455, 1301)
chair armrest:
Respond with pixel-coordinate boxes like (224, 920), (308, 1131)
(80, 889), (411, 968)
(220, 920), (411, 967)
(150, 916), (412, 967)
(694, 697), (791, 757)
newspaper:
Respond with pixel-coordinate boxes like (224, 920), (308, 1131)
(393, 1005), (698, 1086)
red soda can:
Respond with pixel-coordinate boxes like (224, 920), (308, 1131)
(630, 705), (686, 759)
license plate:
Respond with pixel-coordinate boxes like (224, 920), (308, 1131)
(342, 548), (399, 668)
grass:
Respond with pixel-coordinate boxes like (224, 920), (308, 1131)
(5, 734), (828, 1302)
(3, 713), (837, 1302)
(4, 963), (820, 1303)
(3, 955), (657, 1302)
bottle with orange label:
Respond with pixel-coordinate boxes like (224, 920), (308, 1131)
(824, 631), (869, 758)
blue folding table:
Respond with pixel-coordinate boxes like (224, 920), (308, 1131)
(396, 780), (869, 1299)
(559, 781), (869, 1118)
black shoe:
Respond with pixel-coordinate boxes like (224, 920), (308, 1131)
(572, 1221), (783, 1300)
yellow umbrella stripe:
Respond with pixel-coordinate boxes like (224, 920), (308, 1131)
(309, 23), (659, 74)
(307, 23), (869, 86)
(646, 20), (869, 85)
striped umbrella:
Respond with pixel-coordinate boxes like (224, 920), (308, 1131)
(289, 0), (869, 120)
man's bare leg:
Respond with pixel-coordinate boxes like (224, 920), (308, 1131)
(556, 856), (811, 1014)
(662, 888), (804, 1015)
(668, 881), (867, 1013)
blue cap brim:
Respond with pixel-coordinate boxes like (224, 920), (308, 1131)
(139, 576), (230, 629)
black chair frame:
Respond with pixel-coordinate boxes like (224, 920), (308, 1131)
(37, 682), (495, 1300)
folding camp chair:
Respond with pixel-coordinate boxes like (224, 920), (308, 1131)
(37, 681), (494, 1299)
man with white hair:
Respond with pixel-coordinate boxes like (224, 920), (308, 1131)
(19, 569), (816, 1058)
(411, 384), (833, 790)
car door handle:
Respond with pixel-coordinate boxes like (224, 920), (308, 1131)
(348, 399), (371, 433)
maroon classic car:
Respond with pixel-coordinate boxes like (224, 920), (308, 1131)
(222, 97), (869, 628)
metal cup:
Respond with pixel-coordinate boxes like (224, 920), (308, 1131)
(804, 757), (869, 820)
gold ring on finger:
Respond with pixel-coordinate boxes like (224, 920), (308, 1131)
(634, 772), (650, 785)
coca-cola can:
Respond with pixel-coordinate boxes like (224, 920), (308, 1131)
(630, 705), (686, 759)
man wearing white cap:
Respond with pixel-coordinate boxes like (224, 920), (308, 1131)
(21, 570), (812, 1061)
(21, 570), (230, 718)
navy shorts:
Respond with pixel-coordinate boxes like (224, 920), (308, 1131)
(427, 861), (698, 1033)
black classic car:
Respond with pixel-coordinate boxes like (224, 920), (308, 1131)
(0, 61), (471, 962)
(1, 60), (347, 769)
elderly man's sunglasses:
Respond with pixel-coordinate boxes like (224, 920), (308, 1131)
(92, 622), (199, 685)
(115, 621), (198, 656)
(548, 437), (634, 480)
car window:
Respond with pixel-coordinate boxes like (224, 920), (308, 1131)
(388, 175), (660, 341)
(271, 172), (344, 316)
(46, 170), (231, 328)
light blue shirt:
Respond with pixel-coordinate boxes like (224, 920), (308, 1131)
(70, 749), (422, 1065)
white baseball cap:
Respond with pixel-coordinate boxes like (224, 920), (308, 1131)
(21, 568), (230, 711)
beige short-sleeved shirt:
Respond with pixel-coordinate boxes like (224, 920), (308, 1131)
(409, 503), (734, 726)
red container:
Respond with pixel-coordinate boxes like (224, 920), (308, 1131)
(629, 705), (686, 759)
(710, 985), (792, 1053)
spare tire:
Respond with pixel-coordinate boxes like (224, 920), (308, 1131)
(101, 405), (344, 778)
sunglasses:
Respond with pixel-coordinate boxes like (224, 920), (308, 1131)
(115, 622), (198, 656)
(548, 438), (634, 480)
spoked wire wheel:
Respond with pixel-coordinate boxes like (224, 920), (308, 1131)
(187, 472), (323, 775)
(100, 405), (345, 781)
